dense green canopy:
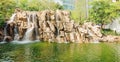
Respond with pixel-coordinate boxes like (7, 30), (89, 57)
(0, 0), (63, 26)
(1, 0), (120, 27)
(89, 0), (120, 25)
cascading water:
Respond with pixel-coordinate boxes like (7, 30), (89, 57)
(1, 10), (109, 44)
(12, 13), (34, 44)
(56, 11), (60, 35)
(2, 24), (8, 42)
(55, 10), (60, 43)
(32, 13), (39, 41)
(4, 24), (8, 36)
(2, 13), (16, 42)
(24, 23), (34, 40)
(7, 13), (16, 24)
(23, 13), (34, 41)
(14, 25), (19, 40)
(13, 13), (35, 44)
(12, 13), (40, 44)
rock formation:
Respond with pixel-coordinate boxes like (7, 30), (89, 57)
(0, 9), (120, 43)
(0, 27), (4, 42)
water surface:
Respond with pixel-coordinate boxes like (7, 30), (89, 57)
(0, 42), (120, 62)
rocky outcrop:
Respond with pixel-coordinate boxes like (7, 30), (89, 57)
(0, 28), (4, 42)
(100, 35), (120, 42)
(1, 9), (120, 43)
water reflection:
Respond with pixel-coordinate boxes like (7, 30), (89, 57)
(0, 43), (120, 62)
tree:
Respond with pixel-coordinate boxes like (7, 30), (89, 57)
(0, 0), (16, 26)
(89, 0), (120, 25)
(0, 0), (63, 27)
(16, 0), (63, 11)
(71, 0), (88, 23)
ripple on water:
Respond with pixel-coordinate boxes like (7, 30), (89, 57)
(11, 40), (40, 44)
(0, 42), (120, 62)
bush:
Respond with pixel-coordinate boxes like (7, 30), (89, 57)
(89, 0), (120, 25)
(0, 0), (63, 27)
(0, 19), (5, 27)
(101, 29), (120, 36)
(16, 0), (63, 11)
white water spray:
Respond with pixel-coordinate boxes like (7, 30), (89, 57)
(23, 14), (34, 41)
(12, 13), (39, 44)
(7, 13), (16, 24)
(2, 13), (16, 42)
(56, 10), (60, 42)
(32, 13), (39, 41)
(14, 25), (20, 40)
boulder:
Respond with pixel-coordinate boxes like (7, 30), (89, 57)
(4, 9), (119, 43)
(0, 31), (3, 42)
(4, 36), (13, 42)
(64, 21), (74, 32)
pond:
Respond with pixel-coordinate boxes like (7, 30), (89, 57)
(0, 42), (120, 62)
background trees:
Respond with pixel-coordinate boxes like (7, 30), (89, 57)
(0, 0), (63, 26)
(16, 0), (63, 11)
(1, 0), (120, 27)
(0, 0), (16, 26)
(89, 0), (120, 25)
(71, 0), (87, 23)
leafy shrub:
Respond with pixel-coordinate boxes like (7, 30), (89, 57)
(0, 0), (63, 27)
(89, 0), (120, 25)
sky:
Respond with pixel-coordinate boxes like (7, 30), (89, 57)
(54, 0), (63, 5)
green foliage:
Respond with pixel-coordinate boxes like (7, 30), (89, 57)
(101, 29), (120, 36)
(16, 0), (63, 11)
(0, 19), (5, 27)
(71, 0), (86, 23)
(0, 0), (63, 27)
(89, 0), (120, 24)
(0, 0), (16, 26)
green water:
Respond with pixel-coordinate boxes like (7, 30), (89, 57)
(0, 42), (120, 62)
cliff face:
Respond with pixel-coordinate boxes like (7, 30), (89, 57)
(2, 9), (118, 43)
(0, 27), (4, 41)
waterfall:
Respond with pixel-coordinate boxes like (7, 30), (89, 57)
(56, 11), (59, 35)
(14, 25), (19, 40)
(35, 27), (39, 40)
(23, 14), (34, 41)
(7, 13), (16, 24)
(24, 24), (34, 40)
(2, 14), (16, 42)
(4, 24), (8, 36)
(32, 13), (39, 41)
(12, 13), (40, 44)
(2, 10), (110, 43)
(55, 10), (61, 42)
(2, 24), (8, 42)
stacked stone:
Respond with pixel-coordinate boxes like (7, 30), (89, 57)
(2, 9), (103, 43)
(0, 28), (4, 42)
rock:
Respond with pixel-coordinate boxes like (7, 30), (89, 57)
(59, 31), (65, 37)
(47, 21), (55, 32)
(4, 9), (120, 43)
(0, 31), (4, 42)
(4, 36), (13, 42)
(69, 32), (75, 42)
(74, 32), (81, 43)
(56, 10), (63, 21)
(100, 35), (120, 42)
(64, 21), (74, 32)
(58, 21), (64, 30)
